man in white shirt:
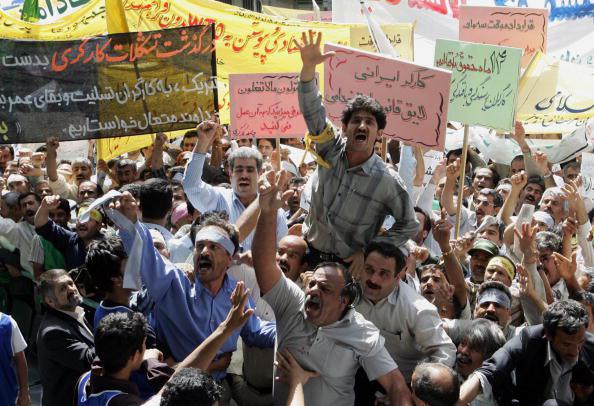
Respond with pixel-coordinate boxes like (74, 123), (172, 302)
(356, 241), (456, 390)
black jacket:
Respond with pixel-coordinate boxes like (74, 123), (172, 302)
(37, 307), (95, 406)
(477, 325), (594, 406)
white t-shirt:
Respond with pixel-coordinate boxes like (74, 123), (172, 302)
(5, 314), (27, 355)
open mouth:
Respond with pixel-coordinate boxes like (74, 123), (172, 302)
(76, 175), (86, 181)
(26, 210), (35, 217)
(483, 314), (499, 323)
(198, 257), (213, 271)
(305, 294), (320, 312)
(355, 132), (367, 142)
(278, 261), (289, 275)
(525, 195), (535, 203)
(238, 180), (250, 188)
(456, 354), (471, 365)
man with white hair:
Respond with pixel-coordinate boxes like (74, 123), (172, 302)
(183, 121), (287, 251)
(539, 187), (568, 225)
(45, 137), (93, 200)
(7, 174), (30, 195)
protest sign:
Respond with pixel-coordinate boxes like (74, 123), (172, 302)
(229, 73), (309, 139)
(434, 39), (522, 131)
(349, 24), (414, 60)
(324, 43), (451, 150)
(517, 52), (594, 128)
(0, 25), (218, 144)
(459, 6), (548, 68)
(333, 0), (594, 68)
(580, 152), (594, 199)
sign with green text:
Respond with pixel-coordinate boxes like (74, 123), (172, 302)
(434, 39), (522, 131)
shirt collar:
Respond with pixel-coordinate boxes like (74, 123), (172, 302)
(195, 273), (234, 297)
(544, 340), (578, 370)
(57, 306), (87, 325)
(344, 152), (380, 176)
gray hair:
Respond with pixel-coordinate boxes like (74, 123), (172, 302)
(540, 186), (566, 204)
(535, 231), (562, 253)
(543, 299), (589, 337)
(72, 157), (92, 169)
(39, 269), (69, 302)
(228, 147), (263, 172)
(459, 319), (506, 358)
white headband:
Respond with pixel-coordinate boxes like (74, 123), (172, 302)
(195, 228), (235, 256)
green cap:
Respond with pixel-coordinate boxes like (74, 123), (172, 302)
(468, 239), (499, 257)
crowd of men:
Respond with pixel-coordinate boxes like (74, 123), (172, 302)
(0, 31), (593, 406)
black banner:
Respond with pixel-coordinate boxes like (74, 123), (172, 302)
(0, 25), (218, 144)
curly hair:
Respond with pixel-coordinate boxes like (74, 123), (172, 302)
(543, 299), (589, 338)
(160, 367), (222, 406)
(95, 312), (147, 374)
(341, 95), (387, 130)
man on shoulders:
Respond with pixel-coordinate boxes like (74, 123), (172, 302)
(295, 30), (418, 275)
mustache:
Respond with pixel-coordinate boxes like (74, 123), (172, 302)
(366, 280), (381, 290)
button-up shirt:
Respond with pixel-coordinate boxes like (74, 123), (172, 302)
(183, 152), (287, 252)
(0, 218), (35, 276)
(263, 276), (397, 405)
(356, 281), (456, 382)
(544, 342), (575, 405)
(297, 79), (419, 258)
(119, 222), (276, 380)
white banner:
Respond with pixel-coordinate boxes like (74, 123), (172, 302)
(333, 0), (594, 67)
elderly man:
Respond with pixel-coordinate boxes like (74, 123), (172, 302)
(411, 363), (460, 406)
(252, 172), (412, 405)
(295, 31), (418, 275)
(183, 121), (287, 252)
(46, 137), (93, 201)
(459, 300), (594, 405)
(356, 241), (456, 384)
(454, 319), (506, 406)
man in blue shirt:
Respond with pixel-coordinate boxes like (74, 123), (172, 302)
(113, 192), (275, 383)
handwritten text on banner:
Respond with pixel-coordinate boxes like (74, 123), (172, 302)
(580, 152), (594, 199)
(459, 6), (548, 68)
(0, 25), (218, 144)
(434, 39), (522, 132)
(323, 43), (451, 150)
(229, 73), (308, 139)
(517, 52), (594, 128)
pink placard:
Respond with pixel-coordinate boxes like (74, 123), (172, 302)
(324, 43), (451, 150)
(459, 6), (548, 68)
(229, 73), (309, 138)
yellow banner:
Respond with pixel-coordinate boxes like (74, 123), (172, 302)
(96, 130), (186, 162)
(349, 23), (414, 60)
(112, 0), (413, 123)
(517, 52), (594, 129)
(0, 0), (413, 160)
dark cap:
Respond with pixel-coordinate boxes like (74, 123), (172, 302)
(468, 239), (499, 257)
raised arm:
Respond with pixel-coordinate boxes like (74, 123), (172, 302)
(252, 171), (284, 294)
(441, 158), (461, 216)
(499, 171), (527, 225)
(433, 209), (468, 308)
(150, 133), (167, 176)
(182, 121), (224, 214)
(45, 137), (59, 182)
(295, 31), (335, 137)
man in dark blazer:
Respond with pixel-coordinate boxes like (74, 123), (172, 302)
(37, 269), (95, 406)
(458, 299), (594, 406)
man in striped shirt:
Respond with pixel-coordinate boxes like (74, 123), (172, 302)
(296, 31), (419, 276)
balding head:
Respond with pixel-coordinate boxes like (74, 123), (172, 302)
(412, 363), (460, 406)
(276, 235), (308, 281)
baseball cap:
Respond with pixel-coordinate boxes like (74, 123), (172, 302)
(468, 239), (499, 257)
